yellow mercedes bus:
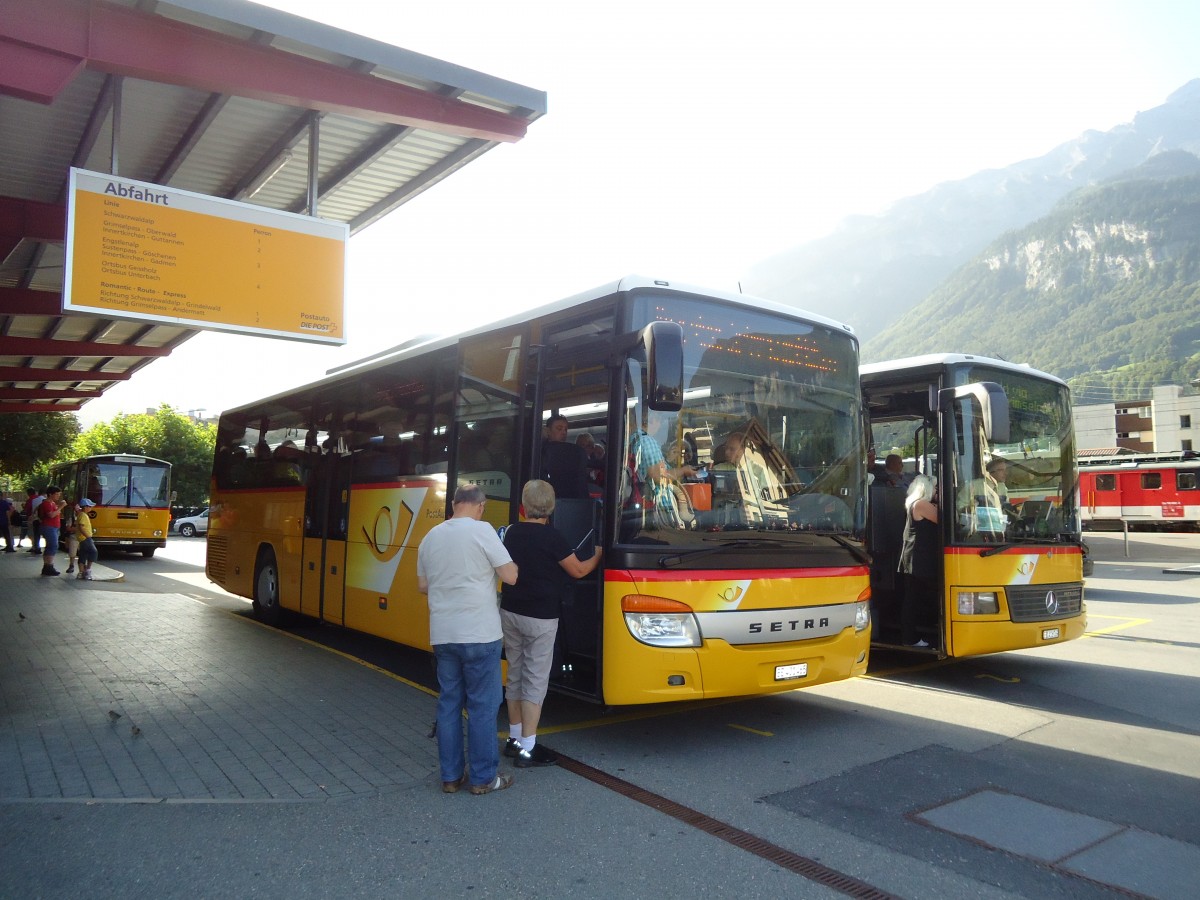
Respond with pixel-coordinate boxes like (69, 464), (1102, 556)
(49, 454), (172, 557)
(860, 354), (1086, 657)
(207, 276), (872, 705)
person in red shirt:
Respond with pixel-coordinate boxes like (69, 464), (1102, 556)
(37, 485), (66, 576)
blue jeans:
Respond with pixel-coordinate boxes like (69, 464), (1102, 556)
(41, 526), (60, 557)
(434, 640), (502, 786)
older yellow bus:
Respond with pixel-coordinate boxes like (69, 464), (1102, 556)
(49, 454), (172, 557)
(207, 277), (872, 704)
(861, 354), (1086, 657)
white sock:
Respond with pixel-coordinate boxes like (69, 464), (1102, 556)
(509, 724), (523, 741)
(520, 735), (536, 752)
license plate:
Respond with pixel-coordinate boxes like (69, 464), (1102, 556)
(775, 663), (808, 681)
(1042, 627), (1061, 640)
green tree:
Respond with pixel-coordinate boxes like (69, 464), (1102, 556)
(0, 412), (81, 486)
(67, 405), (216, 505)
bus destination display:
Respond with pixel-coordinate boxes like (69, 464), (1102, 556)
(64, 168), (348, 344)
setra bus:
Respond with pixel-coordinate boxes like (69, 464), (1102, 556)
(207, 276), (872, 705)
(49, 454), (173, 557)
(860, 354), (1086, 657)
(1078, 451), (1200, 529)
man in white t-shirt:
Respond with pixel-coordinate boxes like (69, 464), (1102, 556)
(417, 483), (518, 796)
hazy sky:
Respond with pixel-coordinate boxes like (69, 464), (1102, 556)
(76, 0), (1200, 426)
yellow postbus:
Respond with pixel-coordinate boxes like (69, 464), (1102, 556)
(860, 354), (1086, 656)
(49, 454), (172, 557)
(207, 276), (872, 705)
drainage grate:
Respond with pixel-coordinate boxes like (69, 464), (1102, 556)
(555, 752), (900, 899)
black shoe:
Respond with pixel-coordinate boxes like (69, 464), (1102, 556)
(503, 738), (522, 759)
(514, 744), (558, 768)
(42, 568), (60, 577)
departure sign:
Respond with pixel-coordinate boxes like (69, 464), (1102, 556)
(64, 168), (348, 344)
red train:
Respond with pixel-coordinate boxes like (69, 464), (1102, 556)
(1079, 451), (1200, 530)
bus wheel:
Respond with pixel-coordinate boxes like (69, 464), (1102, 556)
(141, 548), (155, 558)
(253, 549), (283, 627)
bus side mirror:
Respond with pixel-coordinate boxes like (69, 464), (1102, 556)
(641, 321), (684, 411)
(939, 381), (1010, 443)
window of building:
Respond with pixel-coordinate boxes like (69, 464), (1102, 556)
(1141, 473), (1162, 490)
(1184, 440), (1194, 453)
(1182, 415), (1192, 429)
(1096, 474), (1116, 491)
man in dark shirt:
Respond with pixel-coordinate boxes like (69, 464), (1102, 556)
(541, 413), (590, 499)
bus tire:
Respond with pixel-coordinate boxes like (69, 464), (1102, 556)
(253, 548), (283, 627)
(141, 548), (155, 558)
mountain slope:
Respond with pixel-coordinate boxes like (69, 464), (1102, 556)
(742, 80), (1200, 342)
(862, 163), (1200, 399)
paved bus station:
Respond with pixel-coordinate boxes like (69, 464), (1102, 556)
(3, 536), (1199, 899)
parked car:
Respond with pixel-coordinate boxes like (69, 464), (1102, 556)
(174, 508), (209, 538)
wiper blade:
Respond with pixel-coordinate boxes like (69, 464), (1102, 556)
(980, 542), (1015, 557)
(824, 533), (871, 565)
(659, 539), (790, 568)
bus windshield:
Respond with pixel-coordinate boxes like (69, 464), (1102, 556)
(85, 459), (172, 508)
(621, 295), (863, 547)
(950, 365), (1077, 545)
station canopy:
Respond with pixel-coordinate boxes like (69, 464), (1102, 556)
(0, 0), (546, 413)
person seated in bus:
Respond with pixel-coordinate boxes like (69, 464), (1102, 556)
(898, 474), (939, 648)
(270, 439), (305, 484)
(227, 446), (251, 487)
(960, 458), (1006, 540)
(986, 457), (1014, 507)
(254, 439), (272, 460)
(712, 432), (767, 516)
(882, 454), (909, 488)
(461, 430), (496, 472)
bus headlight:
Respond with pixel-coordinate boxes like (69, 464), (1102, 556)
(957, 591), (999, 615)
(854, 601), (871, 632)
(622, 595), (701, 648)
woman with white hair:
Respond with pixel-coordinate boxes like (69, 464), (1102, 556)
(500, 480), (603, 768)
(898, 474), (939, 648)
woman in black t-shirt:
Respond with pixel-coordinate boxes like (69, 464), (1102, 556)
(500, 480), (602, 768)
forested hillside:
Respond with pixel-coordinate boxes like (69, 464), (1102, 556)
(863, 161), (1200, 401)
(742, 80), (1200, 344)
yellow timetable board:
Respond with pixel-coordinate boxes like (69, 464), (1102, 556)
(64, 168), (348, 344)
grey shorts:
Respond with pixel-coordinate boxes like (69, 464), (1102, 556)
(500, 610), (559, 706)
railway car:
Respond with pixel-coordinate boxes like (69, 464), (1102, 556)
(1079, 451), (1200, 530)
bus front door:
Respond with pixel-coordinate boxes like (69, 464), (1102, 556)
(529, 337), (612, 700)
